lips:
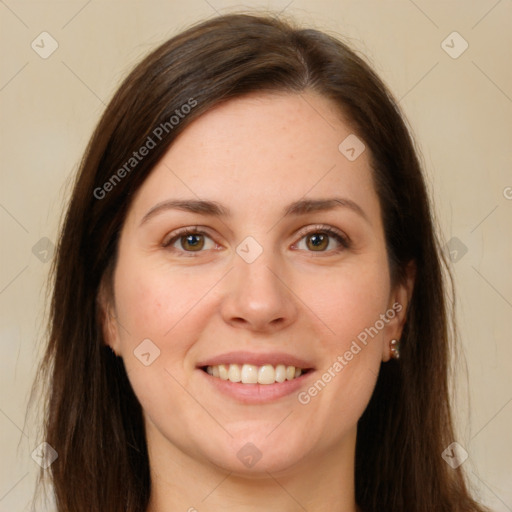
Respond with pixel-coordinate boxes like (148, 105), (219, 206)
(196, 350), (315, 396)
(196, 351), (314, 370)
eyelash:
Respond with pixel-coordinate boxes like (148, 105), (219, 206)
(162, 224), (351, 257)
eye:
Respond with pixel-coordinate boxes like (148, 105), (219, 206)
(162, 227), (217, 256)
(293, 224), (351, 254)
(163, 224), (351, 257)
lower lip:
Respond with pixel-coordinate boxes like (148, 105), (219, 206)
(197, 368), (314, 404)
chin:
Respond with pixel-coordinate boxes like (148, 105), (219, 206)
(201, 432), (311, 477)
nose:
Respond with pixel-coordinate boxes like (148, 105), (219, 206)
(220, 249), (299, 333)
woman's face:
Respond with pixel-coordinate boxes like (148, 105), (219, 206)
(103, 91), (412, 476)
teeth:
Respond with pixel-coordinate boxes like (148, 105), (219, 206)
(218, 364), (229, 380)
(204, 363), (304, 384)
(275, 364), (286, 383)
(241, 364), (258, 384)
(228, 364), (241, 382)
(258, 364), (275, 384)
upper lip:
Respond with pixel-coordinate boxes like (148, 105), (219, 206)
(196, 351), (315, 370)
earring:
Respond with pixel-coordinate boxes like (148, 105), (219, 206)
(390, 339), (400, 359)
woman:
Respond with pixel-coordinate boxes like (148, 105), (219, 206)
(31, 12), (489, 512)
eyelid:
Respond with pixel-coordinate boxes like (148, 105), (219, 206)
(162, 225), (206, 247)
(162, 224), (351, 255)
(293, 224), (350, 247)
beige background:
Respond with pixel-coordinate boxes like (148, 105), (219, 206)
(1, 1), (511, 510)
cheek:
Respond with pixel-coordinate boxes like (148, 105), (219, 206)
(113, 255), (208, 343)
(311, 255), (391, 342)
(111, 257), (198, 418)
(115, 276), (168, 340)
(301, 255), (390, 409)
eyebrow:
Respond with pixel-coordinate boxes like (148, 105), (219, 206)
(139, 197), (370, 226)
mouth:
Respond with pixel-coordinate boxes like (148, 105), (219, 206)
(195, 351), (315, 403)
(200, 363), (313, 385)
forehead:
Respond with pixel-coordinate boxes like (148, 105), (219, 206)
(126, 91), (381, 227)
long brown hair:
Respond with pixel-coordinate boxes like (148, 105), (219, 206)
(30, 12), (489, 512)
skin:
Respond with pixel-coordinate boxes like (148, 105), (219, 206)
(101, 90), (415, 511)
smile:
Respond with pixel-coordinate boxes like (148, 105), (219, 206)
(202, 363), (308, 384)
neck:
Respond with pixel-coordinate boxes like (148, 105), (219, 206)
(145, 423), (359, 512)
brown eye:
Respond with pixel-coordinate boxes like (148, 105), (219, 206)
(163, 228), (216, 255)
(178, 233), (205, 251)
(294, 226), (350, 254)
(305, 233), (330, 251)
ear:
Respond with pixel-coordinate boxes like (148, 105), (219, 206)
(381, 260), (416, 362)
(96, 274), (121, 354)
